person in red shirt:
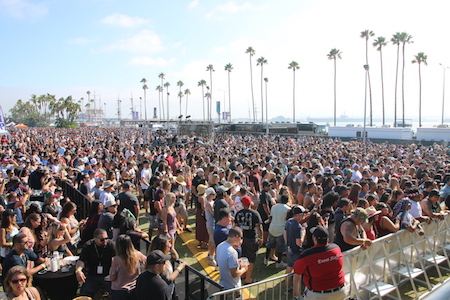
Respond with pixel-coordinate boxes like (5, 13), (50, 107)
(294, 226), (345, 300)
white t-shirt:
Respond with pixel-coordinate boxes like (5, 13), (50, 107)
(408, 200), (423, 219)
(140, 167), (152, 190)
(269, 203), (290, 237)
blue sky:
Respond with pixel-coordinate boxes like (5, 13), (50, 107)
(1, 0), (449, 125)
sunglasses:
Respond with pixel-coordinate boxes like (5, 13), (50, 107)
(11, 278), (27, 284)
(98, 238), (108, 242)
(58, 228), (64, 231)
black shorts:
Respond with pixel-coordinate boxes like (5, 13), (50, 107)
(262, 222), (270, 232)
(242, 237), (259, 263)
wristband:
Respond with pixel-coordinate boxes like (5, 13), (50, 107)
(40, 264), (46, 268)
(176, 267), (182, 272)
(362, 239), (366, 246)
(75, 269), (81, 273)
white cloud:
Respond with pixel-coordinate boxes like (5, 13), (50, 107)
(128, 57), (175, 67)
(204, 1), (265, 19)
(101, 13), (149, 28)
(67, 37), (94, 45)
(103, 30), (164, 53)
(188, 0), (198, 9)
(0, 0), (47, 19)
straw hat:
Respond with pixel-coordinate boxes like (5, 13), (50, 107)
(197, 184), (207, 196)
(366, 206), (382, 218)
(223, 181), (235, 190)
(174, 175), (186, 186)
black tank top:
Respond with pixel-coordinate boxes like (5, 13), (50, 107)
(334, 217), (358, 252)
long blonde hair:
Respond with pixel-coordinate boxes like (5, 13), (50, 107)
(164, 192), (175, 208)
(116, 234), (139, 274)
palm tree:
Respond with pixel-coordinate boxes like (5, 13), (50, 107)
(399, 32), (413, 127)
(177, 81), (184, 117)
(360, 30), (375, 126)
(206, 65), (215, 121)
(198, 80), (207, 121)
(205, 92), (212, 121)
(288, 61), (300, 123)
(373, 36), (387, 125)
(184, 89), (191, 118)
(412, 52), (427, 127)
(224, 63), (233, 122)
(158, 73), (166, 120)
(86, 91), (91, 121)
(245, 47), (256, 122)
(327, 49), (342, 126)
(256, 57), (268, 123)
(164, 82), (170, 121)
(140, 78), (148, 120)
(155, 85), (163, 119)
(391, 33), (401, 127)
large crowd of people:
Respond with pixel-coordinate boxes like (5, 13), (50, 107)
(0, 127), (449, 299)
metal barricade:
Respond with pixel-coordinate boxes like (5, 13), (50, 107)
(56, 178), (91, 219)
(185, 264), (224, 300)
(208, 273), (295, 300)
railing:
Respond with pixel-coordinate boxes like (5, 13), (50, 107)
(185, 264), (224, 300)
(208, 273), (294, 300)
(56, 178), (91, 219)
(209, 214), (450, 300)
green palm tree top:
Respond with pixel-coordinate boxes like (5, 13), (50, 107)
(156, 85), (163, 91)
(198, 79), (207, 86)
(288, 61), (300, 70)
(177, 80), (184, 87)
(86, 91), (91, 95)
(256, 57), (268, 66)
(206, 64), (215, 72)
(178, 91), (184, 97)
(360, 29), (375, 40)
(391, 32), (402, 45)
(412, 52), (428, 65)
(373, 36), (387, 51)
(140, 78), (147, 84)
(164, 82), (170, 88)
(184, 89), (191, 95)
(225, 63), (233, 72)
(205, 92), (211, 98)
(158, 73), (165, 79)
(245, 47), (255, 56)
(399, 32), (413, 44)
(142, 84), (148, 90)
(327, 48), (342, 60)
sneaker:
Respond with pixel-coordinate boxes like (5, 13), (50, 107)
(207, 257), (217, 267)
(263, 257), (268, 266)
(184, 228), (192, 233)
(275, 262), (287, 268)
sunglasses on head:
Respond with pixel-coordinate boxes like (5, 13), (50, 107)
(11, 278), (26, 284)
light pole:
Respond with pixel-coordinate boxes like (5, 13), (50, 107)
(264, 78), (269, 135)
(440, 63), (448, 124)
(363, 64), (369, 151)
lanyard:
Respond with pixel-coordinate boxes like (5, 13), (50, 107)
(94, 244), (104, 266)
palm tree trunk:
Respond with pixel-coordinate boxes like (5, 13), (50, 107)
(185, 94), (189, 118)
(261, 65), (264, 123)
(202, 86), (205, 122)
(228, 72), (231, 123)
(419, 63), (422, 127)
(334, 58), (337, 126)
(166, 88), (169, 121)
(144, 90), (147, 121)
(293, 70), (296, 123)
(365, 38), (373, 127)
(394, 45), (400, 127)
(249, 55), (255, 122)
(380, 49), (385, 125)
(158, 92), (161, 119)
(402, 43), (406, 127)
(210, 71), (213, 122)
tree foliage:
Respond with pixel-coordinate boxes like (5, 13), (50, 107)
(9, 94), (81, 127)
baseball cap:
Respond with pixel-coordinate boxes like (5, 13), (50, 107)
(241, 196), (252, 207)
(310, 226), (329, 240)
(104, 199), (117, 208)
(196, 168), (204, 173)
(353, 207), (369, 223)
(216, 186), (228, 194)
(262, 181), (271, 187)
(147, 250), (171, 266)
(122, 181), (134, 189)
(429, 189), (440, 198)
(291, 205), (308, 215)
(205, 188), (216, 196)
